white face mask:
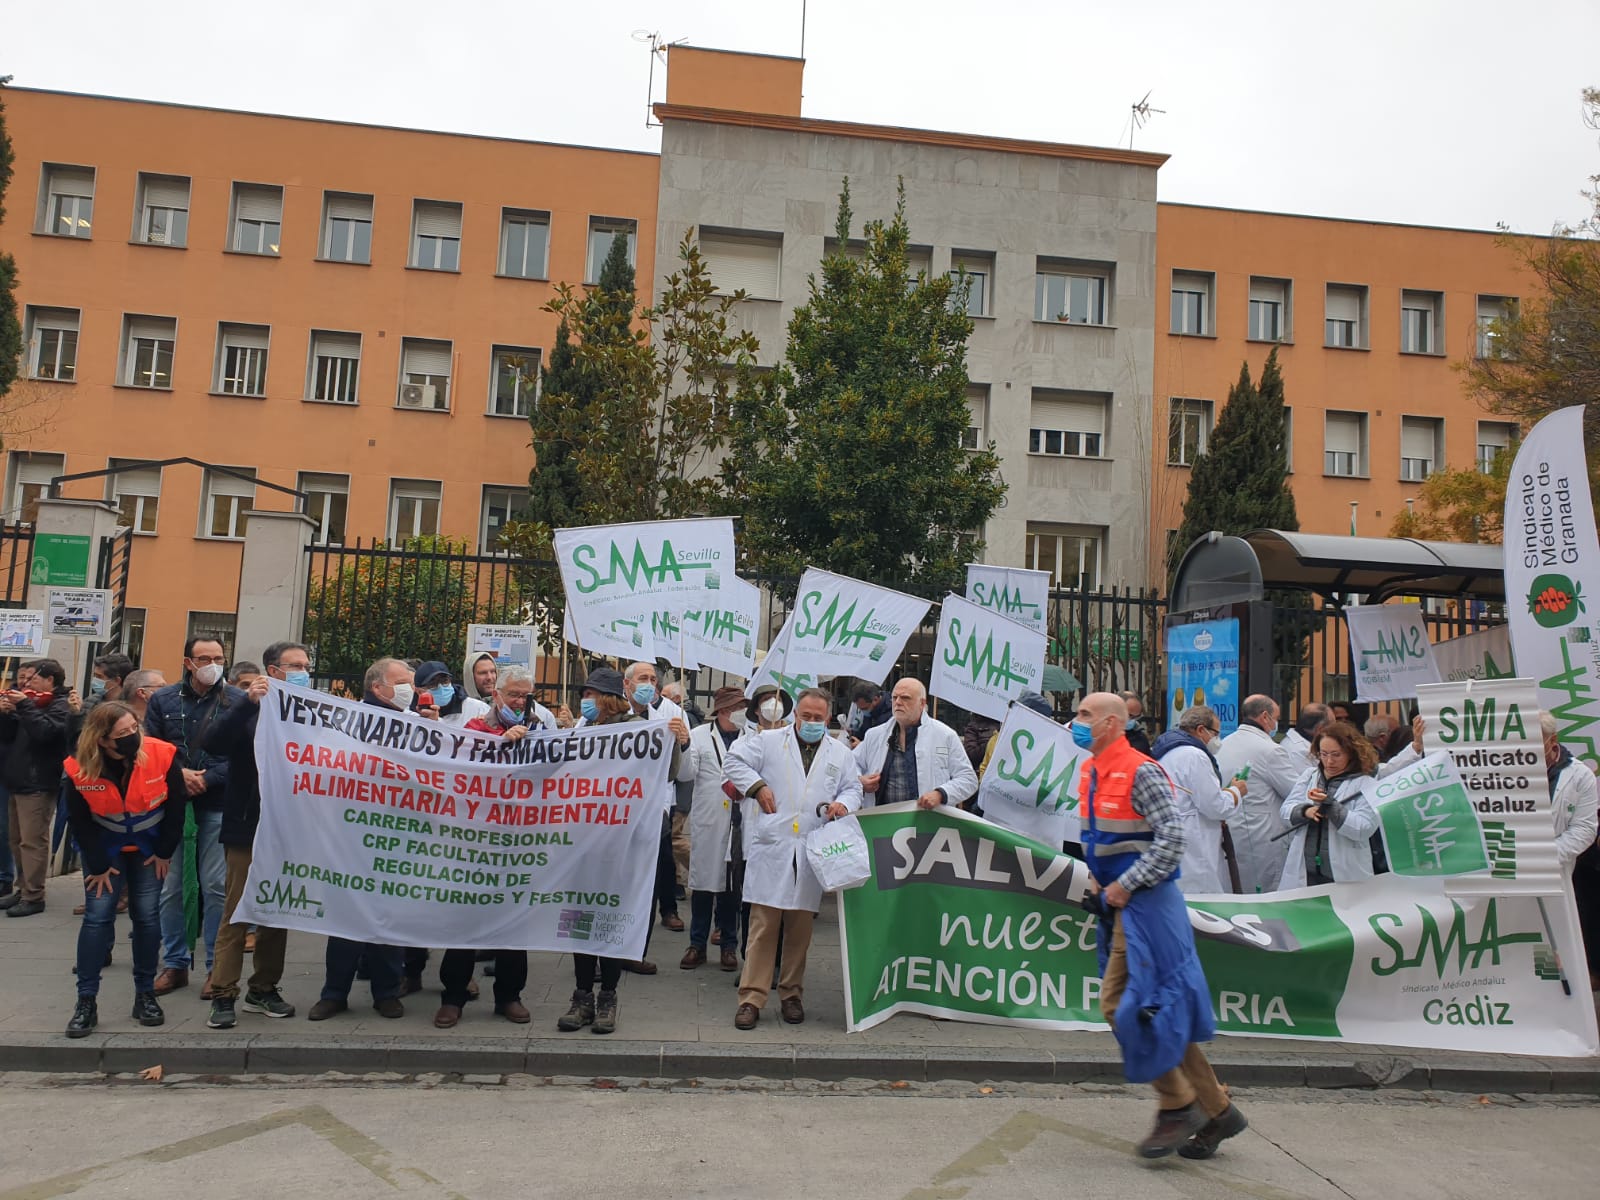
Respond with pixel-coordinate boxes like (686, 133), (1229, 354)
(389, 682), (415, 711)
(759, 697), (784, 723)
(193, 662), (224, 688)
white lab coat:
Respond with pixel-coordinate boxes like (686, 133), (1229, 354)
(853, 713), (979, 808)
(725, 727), (863, 912)
(1551, 757), (1600, 872)
(440, 697), (491, 728)
(1277, 768), (1380, 888)
(1156, 742), (1240, 895)
(1214, 723), (1303, 894)
(686, 721), (740, 893)
(1279, 728), (1314, 769)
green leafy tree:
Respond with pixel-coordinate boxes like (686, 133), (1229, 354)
(1389, 451), (1511, 543)
(0, 77), (21, 417)
(725, 181), (1004, 594)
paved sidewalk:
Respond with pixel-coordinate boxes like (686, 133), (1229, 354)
(4, 873), (1598, 1091)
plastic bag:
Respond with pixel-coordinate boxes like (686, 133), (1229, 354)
(804, 814), (871, 891)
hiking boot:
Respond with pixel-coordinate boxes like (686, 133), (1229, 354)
(1179, 1104), (1249, 1160)
(207, 997), (237, 1029)
(65, 997), (98, 1039)
(131, 991), (165, 1027)
(242, 989), (295, 1018)
(557, 989), (595, 1031)
(592, 989), (619, 1035)
(1136, 1103), (1208, 1159)
(306, 998), (348, 1021)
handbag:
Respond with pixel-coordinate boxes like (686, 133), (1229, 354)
(804, 814), (871, 891)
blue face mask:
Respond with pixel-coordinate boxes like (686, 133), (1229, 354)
(1125, 717), (1140, 732)
(631, 683), (656, 708)
(90, 677), (108, 697)
(284, 670), (311, 689)
(798, 720), (827, 744)
(1069, 719), (1096, 750)
(431, 684), (455, 707)
(499, 704), (524, 726)
(580, 697), (600, 722)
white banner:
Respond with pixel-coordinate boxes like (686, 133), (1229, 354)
(234, 683), (670, 956)
(555, 517), (736, 637)
(964, 564), (1050, 635)
(1432, 625), (1515, 683)
(930, 593), (1047, 721)
(682, 576), (761, 679)
(744, 614), (818, 700)
(784, 568), (931, 684)
(1503, 406), (1600, 772)
(563, 608), (657, 664)
(975, 701), (1083, 845)
(1345, 603), (1441, 701)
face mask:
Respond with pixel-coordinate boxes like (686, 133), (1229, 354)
(90, 677), (108, 697)
(113, 732), (141, 760)
(1124, 717), (1139, 732)
(499, 704), (524, 726)
(431, 684), (455, 707)
(631, 683), (656, 708)
(759, 698), (784, 723)
(798, 720), (827, 744)
(283, 670), (311, 689)
(580, 697), (600, 722)
(1069, 719), (1096, 750)
(389, 683), (415, 712)
(193, 662), (224, 687)
(1204, 736), (1219, 758)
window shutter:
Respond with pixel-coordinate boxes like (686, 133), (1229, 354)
(1478, 423), (1510, 450)
(701, 234), (781, 298)
(1400, 420), (1433, 460)
(223, 324), (269, 351)
(211, 470), (256, 499)
(906, 249), (932, 278)
(143, 177), (189, 209)
(414, 202), (461, 238)
(50, 168), (94, 197)
(34, 307), (78, 332)
(326, 194), (371, 221)
(1249, 278), (1285, 304)
(1325, 414), (1360, 454)
(1031, 395), (1105, 435)
(1326, 288), (1359, 322)
(404, 341), (452, 376)
(113, 465), (161, 497)
(236, 185), (281, 222)
(315, 332), (360, 359)
(127, 317), (174, 343)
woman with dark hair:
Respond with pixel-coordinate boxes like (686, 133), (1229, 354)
(1276, 721), (1380, 889)
(62, 701), (186, 1036)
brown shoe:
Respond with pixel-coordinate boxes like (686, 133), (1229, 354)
(661, 912), (685, 932)
(620, 959), (658, 975)
(200, 973), (215, 1000)
(1137, 1103), (1208, 1159)
(734, 1002), (760, 1030)
(433, 1004), (462, 1028)
(495, 1000), (531, 1024)
(710, 930), (722, 945)
(153, 968), (189, 996)
(780, 996), (805, 1024)
(680, 946), (707, 969)
(720, 946), (739, 972)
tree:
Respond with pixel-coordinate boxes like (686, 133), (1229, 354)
(1389, 451), (1511, 543)
(0, 78), (21, 419)
(724, 181), (1005, 594)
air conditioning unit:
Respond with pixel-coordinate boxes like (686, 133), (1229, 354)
(398, 383), (437, 410)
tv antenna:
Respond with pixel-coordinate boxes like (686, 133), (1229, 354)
(635, 30), (687, 129)
(1129, 91), (1165, 148)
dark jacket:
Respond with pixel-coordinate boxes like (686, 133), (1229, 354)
(0, 686), (73, 794)
(859, 694), (892, 738)
(202, 695), (263, 850)
(144, 678), (244, 811)
(1125, 721), (1153, 757)
(65, 748), (187, 876)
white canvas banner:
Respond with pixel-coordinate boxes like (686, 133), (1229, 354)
(976, 701), (1083, 845)
(563, 608), (657, 664)
(682, 575), (761, 678)
(1345, 603), (1441, 701)
(744, 614), (818, 700)
(234, 683), (669, 956)
(555, 517), (736, 636)
(930, 593), (1047, 721)
(1503, 406), (1600, 772)
(1432, 625), (1515, 684)
(784, 568), (931, 684)
(964, 564), (1050, 635)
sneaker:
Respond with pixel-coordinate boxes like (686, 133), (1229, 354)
(207, 997), (237, 1029)
(1136, 1103), (1208, 1159)
(131, 991), (165, 1028)
(4, 899), (44, 918)
(1179, 1104), (1249, 1160)
(65, 997), (98, 1039)
(242, 989), (296, 1019)
(306, 998), (348, 1021)
(556, 989), (595, 1031)
(592, 988), (618, 1035)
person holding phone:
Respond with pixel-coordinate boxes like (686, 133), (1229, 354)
(1276, 721), (1381, 889)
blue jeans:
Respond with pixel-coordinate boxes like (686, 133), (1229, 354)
(76, 851), (161, 997)
(159, 808), (226, 971)
(0, 780), (13, 887)
(322, 938), (404, 1004)
(689, 887), (738, 950)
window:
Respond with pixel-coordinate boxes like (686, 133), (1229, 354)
(1400, 416), (1444, 482)
(24, 307), (79, 381)
(1167, 398), (1212, 466)
(200, 467), (256, 539)
(499, 208), (550, 279)
(1028, 390), (1107, 458)
(185, 611), (237, 662)
(1325, 283), (1367, 349)
(230, 183), (282, 255)
(388, 479), (441, 542)
(214, 323), (270, 396)
(489, 346), (540, 418)
(963, 385), (989, 451)
(4, 451), (63, 523)
(905, 246), (933, 282)
(949, 252), (993, 317)
(699, 229), (782, 299)
(586, 217), (637, 283)
(37, 164), (94, 237)
(1025, 524), (1102, 589)
(120, 315), (176, 389)
(307, 330), (360, 404)
(480, 486), (528, 552)
(298, 472), (349, 545)
(1324, 411), (1367, 477)
(1401, 289), (1443, 355)
(106, 459), (161, 534)
(410, 200), (462, 271)
(1036, 259), (1112, 324)
(1476, 421), (1516, 474)
(133, 173), (190, 247)
(321, 192), (373, 263)
(1476, 295), (1515, 359)
(1249, 277), (1290, 342)
(398, 339), (452, 411)
(1169, 270), (1213, 336)
(122, 608), (147, 666)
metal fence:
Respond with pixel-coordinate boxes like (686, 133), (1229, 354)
(0, 524), (34, 609)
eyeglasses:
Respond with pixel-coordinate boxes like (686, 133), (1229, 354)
(189, 655), (226, 666)
(1317, 749), (1347, 760)
(1208, 726), (1222, 737)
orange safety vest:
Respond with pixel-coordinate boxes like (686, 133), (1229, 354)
(65, 738), (178, 852)
(1080, 735), (1168, 885)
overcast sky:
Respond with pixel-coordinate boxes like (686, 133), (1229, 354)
(7, 0), (1596, 233)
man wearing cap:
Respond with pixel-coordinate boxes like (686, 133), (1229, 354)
(855, 678), (978, 810)
(681, 687), (749, 971)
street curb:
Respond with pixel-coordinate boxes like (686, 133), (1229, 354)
(1, 1032), (1596, 1093)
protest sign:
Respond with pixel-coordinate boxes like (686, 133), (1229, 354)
(1165, 618), (1240, 735)
(555, 517), (735, 637)
(563, 608), (657, 664)
(975, 702), (1082, 846)
(784, 568), (931, 684)
(466, 624), (534, 669)
(46, 587), (112, 640)
(233, 682), (670, 956)
(682, 575), (760, 678)
(1431, 625), (1514, 683)
(964, 564), (1050, 635)
(1368, 750), (1490, 877)
(1503, 406), (1600, 771)
(744, 615), (818, 700)
(0, 610), (46, 656)
(1345, 603), (1441, 701)
(931, 594), (1046, 722)
(838, 804), (1598, 1057)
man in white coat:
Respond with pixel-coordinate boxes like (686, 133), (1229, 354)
(725, 688), (862, 1029)
(1279, 703), (1329, 769)
(1214, 695), (1303, 894)
(681, 687), (749, 973)
(855, 678), (979, 810)
(1149, 705), (1248, 894)
(1543, 711), (1600, 874)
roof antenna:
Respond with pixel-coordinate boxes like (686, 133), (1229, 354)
(635, 30), (687, 129)
(1129, 91), (1165, 149)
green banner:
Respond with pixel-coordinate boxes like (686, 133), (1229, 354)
(29, 533), (92, 588)
(1369, 751), (1491, 877)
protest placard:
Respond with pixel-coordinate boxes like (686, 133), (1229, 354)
(975, 701), (1082, 846)
(930, 593), (1046, 722)
(783, 568), (931, 685)
(964, 564), (1049, 635)
(1346, 603), (1441, 701)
